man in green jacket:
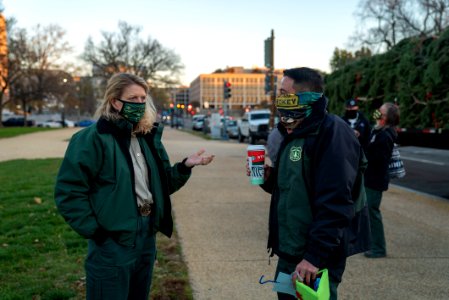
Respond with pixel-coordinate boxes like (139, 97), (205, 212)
(55, 73), (214, 300)
(261, 68), (370, 300)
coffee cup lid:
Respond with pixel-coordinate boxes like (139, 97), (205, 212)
(247, 145), (265, 151)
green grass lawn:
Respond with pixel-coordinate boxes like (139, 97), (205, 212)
(0, 159), (192, 300)
(0, 127), (58, 139)
(182, 128), (212, 140)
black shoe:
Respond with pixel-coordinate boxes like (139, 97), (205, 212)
(364, 251), (386, 258)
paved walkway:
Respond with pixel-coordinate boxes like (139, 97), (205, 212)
(1, 127), (449, 299)
(0, 128), (80, 162)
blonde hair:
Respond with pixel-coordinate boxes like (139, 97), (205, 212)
(95, 73), (157, 134)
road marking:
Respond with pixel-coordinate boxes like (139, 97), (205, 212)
(401, 155), (446, 166)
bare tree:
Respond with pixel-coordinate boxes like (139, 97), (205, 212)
(392, 0), (449, 37)
(83, 21), (183, 87)
(352, 0), (403, 51)
(23, 24), (72, 102)
(352, 0), (449, 51)
(6, 23), (73, 125)
(0, 16), (30, 126)
(419, 0), (449, 34)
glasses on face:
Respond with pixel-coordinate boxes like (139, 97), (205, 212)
(280, 116), (296, 124)
(278, 108), (307, 120)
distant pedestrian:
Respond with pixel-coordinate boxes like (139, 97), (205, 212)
(254, 67), (370, 300)
(266, 127), (283, 166)
(341, 98), (371, 152)
(364, 102), (400, 258)
(54, 73), (214, 300)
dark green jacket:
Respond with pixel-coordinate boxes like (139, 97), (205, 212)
(54, 118), (191, 246)
(276, 137), (313, 257)
(262, 97), (370, 281)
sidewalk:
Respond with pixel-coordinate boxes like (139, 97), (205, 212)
(164, 128), (449, 300)
(0, 128), (80, 162)
(1, 127), (449, 299)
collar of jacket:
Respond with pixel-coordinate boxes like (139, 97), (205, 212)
(97, 117), (160, 139)
(278, 95), (328, 141)
(375, 126), (398, 141)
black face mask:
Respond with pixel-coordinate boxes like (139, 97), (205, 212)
(345, 110), (358, 119)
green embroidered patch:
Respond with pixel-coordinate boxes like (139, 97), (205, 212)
(290, 146), (302, 161)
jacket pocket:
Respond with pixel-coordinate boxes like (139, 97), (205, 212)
(90, 183), (117, 221)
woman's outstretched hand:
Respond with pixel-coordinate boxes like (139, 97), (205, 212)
(184, 149), (215, 167)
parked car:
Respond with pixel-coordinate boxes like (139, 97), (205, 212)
(2, 117), (35, 127)
(203, 116), (234, 137)
(192, 114), (205, 131)
(75, 119), (96, 127)
(61, 119), (76, 127)
(237, 109), (271, 144)
(224, 119), (239, 139)
(36, 119), (64, 128)
(161, 114), (171, 125)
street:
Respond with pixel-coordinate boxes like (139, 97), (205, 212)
(182, 118), (449, 200)
(393, 146), (449, 199)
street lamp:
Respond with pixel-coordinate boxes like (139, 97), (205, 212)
(74, 105), (80, 122)
(60, 103), (66, 127)
(61, 77), (69, 127)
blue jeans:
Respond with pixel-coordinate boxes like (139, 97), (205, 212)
(85, 216), (156, 300)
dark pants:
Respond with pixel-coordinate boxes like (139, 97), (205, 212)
(85, 216), (156, 300)
(366, 187), (387, 255)
(275, 258), (341, 300)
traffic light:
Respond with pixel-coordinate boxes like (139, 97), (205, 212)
(223, 81), (232, 99)
(264, 75), (270, 94)
(264, 75), (277, 94)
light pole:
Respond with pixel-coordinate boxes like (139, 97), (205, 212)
(60, 102), (66, 127)
(74, 105), (80, 122)
(61, 78), (68, 127)
(264, 29), (275, 129)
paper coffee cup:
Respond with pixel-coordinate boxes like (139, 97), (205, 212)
(247, 145), (265, 185)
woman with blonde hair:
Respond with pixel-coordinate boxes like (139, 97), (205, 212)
(55, 73), (214, 299)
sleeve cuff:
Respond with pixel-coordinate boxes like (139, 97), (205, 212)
(178, 158), (193, 174)
(303, 252), (322, 269)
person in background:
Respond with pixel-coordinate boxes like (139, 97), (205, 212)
(257, 67), (370, 300)
(341, 98), (371, 152)
(364, 102), (400, 258)
(55, 73), (214, 300)
(266, 127), (283, 167)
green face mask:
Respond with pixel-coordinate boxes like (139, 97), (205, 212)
(117, 99), (146, 124)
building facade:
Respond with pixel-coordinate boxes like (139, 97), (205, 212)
(189, 67), (281, 113)
(173, 86), (189, 109)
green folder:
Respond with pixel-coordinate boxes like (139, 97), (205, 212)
(295, 269), (330, 300)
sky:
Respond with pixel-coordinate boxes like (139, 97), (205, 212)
(3, 0), (361, 86)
